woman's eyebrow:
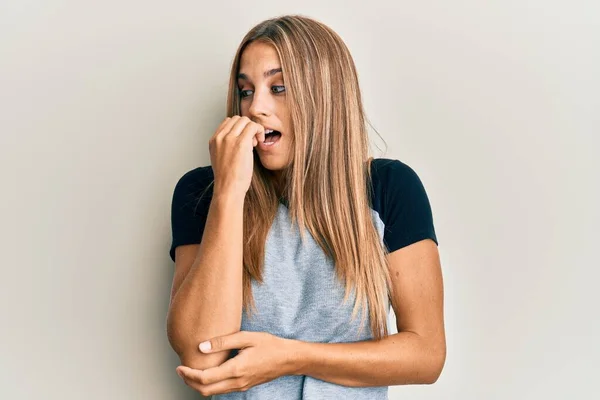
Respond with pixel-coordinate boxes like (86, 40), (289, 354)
(237, 68), (282, 81)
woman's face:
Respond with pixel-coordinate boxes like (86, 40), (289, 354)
(238, 41), (293, 174)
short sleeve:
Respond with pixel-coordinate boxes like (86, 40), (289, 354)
(371, 159), (438, 253)
(169, 166), (214, 262)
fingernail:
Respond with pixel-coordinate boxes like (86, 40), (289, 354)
(199, 341), (212, 352)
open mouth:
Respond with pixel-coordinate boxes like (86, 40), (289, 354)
(264, 129), (282, 145)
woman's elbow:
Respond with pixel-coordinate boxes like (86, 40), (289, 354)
(166, 316), (233, 370)
(167, 329), (231, 370)
(179, 351), (232, 371)
(425, 345), (446, 384)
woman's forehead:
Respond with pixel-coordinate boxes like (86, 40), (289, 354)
(239, 42), (281, 73)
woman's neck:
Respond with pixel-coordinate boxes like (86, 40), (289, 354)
(271, 169), (286, 199)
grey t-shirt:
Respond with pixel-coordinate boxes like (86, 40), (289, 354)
(169, 158), (438, 399)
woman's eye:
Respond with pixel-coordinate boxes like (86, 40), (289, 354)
(239, 89), (253, 98)
(272, 85), (286, 94)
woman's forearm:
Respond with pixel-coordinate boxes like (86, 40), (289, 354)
(167, 190), (245, 370)
(291, 331), (446, 387)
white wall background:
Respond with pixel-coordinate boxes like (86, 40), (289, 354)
(1, 0), (598, 399)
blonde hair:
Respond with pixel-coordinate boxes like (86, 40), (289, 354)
(226, 15), (392, 340)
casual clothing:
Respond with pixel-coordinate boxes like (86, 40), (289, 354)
(169, 158), (438, 399)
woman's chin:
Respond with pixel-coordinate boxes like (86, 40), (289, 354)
(256, 155), (289, 172)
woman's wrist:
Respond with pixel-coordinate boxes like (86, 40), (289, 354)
(212, 187), (246, 208)
(284, 338), (311, 376)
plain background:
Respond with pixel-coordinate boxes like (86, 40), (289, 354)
(1, 0), (598, 399)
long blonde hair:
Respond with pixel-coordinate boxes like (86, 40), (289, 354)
(226, 15), (392, 340)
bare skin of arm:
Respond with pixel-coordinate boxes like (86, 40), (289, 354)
(166, 116), (265, 370)
(166, 190), (245, 370)
(292, 239), (446, 385)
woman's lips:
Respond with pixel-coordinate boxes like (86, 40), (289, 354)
(258, 131), (282, 150)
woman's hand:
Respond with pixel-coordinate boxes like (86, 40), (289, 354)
(175, 331), (299, 397)
(209, 116), (266, 199)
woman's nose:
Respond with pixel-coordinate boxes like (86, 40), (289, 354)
(248, 90), (271, 117)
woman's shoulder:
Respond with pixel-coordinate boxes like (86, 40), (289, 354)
(368, 157), (438, 249)
(175, 165), (214, 189)
(369, 157), (423, 187)
(169, 165), (214, 262)
(171, 165), (215, 211)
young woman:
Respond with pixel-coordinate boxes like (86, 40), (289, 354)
(167, 15), (446, 399)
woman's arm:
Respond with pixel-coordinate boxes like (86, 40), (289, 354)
(166, 190), (245, 370)
(293, 239), (446, 386)
(175, 239), (445, 393)
(292, 330), (444, 386)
